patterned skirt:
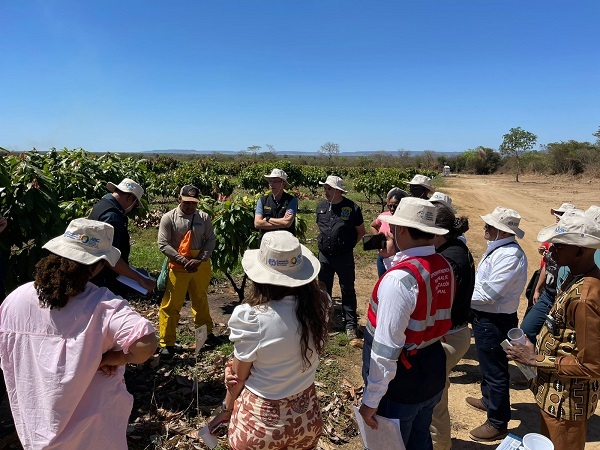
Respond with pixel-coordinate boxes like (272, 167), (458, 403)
(228, 384), (323, 450)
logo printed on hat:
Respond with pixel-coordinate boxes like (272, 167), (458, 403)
(64, 231), (100, 248)
(417, 210), (434, 222)
(268, 258), (277, 266)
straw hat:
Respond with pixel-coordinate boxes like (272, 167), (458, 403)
(407, 174), (435, 193)
(551, 202), (577, 218)
(319, 175), (347, 193)
(241, 231), (320, 287)
(43, 218), (121, 266)
(480, 207), (525, 239)
(380, 197), (448, 235)
(429, 192), (456, 213)
(537, 215), (600, 249)
(106, 178), (144, 203)
(264, 168), (290, 188)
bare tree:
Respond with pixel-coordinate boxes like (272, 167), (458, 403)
(318, 142), (340, 165)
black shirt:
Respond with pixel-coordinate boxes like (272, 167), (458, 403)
(316, 197), (363, 256)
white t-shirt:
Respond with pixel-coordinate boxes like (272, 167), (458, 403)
(229, 296), (319, 400)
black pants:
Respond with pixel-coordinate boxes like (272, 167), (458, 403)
(318, 251), (357, 330)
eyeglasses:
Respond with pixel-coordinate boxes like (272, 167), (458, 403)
(388, 204), (398, 210)
(268, 179), (283, 185)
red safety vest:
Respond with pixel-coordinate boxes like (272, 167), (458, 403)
(366, 254), (454, 367)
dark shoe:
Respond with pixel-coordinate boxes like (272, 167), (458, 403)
(158, 346), (175, 360)
(204, 333), (223, 347)
(465, 396), (488, 413)
(469, 421), (507, 442)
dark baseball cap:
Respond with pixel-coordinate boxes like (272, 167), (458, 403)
(180, 185), (200, 202)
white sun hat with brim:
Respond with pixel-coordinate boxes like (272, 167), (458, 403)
(318, 175), (347, 193)
(551, 202), (577, 218)
(537, 215), (600, 249)
(242, 230), (320, 287)
(43, 218), (121, 266)
(380, 197), (449, 235)
(386, 187), (409, 200)
(585, 205), (600, 224)
(264, 168), (290, 188)
(407, 174), (435, 193)
(429, 192), (456, 213)
(480, 207), (525, 239)
(106, 178), (144, 203)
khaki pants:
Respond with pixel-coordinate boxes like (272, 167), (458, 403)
(540, 409), (587, 450)
(430, 327), (472, 450)
(158, 256), (212, 347)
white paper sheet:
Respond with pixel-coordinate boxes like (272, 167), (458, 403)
(198, 425), (218, 449)
(353, 405), (405, 450)
(116, 267), (155, 295)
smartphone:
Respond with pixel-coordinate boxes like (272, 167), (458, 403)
(362, 234), (386, 251)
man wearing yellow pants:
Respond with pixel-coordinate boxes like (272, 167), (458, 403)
(157, 185), (216, 359)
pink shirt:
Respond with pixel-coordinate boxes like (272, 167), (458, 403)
(375, 211), (392, 236)
(0, 282), (155, 450)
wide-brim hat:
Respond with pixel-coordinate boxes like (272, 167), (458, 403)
(381, 197), (448, 235)
(429, 192), (456, 213)
(318, 175), (347, 193)
(537, 215), (600, 249)
(264, 168), (289, 188)
(106, 178), (144, 203)
(407, 174), (435, 193)
(242, 230), (320, 287)
(386, 187), (409, 201)
(551, 202), (577, 218)
(43, 218), (121, 266)
(481, 206), (525, 239)
(584, 205), (600, 224)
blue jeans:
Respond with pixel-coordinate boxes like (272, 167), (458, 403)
(376, 254), (386, 278)
(471, 311), (518, 430)
(377, 391), (443, 450)
(521, 290), (555, 344)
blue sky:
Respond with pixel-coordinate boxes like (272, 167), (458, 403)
(1, 1), (598, 154)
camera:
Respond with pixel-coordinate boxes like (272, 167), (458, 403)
(362, 234), (386, 251)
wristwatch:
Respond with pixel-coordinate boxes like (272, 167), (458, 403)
(221, 401), (232, 413)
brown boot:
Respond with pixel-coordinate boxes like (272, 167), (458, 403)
(469, 420), (507, 442)
(465, 396), (488, 412)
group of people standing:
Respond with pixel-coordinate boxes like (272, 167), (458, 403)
(0, 169), (599, 450)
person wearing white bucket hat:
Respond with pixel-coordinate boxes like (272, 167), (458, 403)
(505, 213), (600, 450)
(316, 175), (365, 338)
(0, 218), (157, 449)
(359, 198), (455, 450)
(209, 231), (329, 449)
(407, 174), (435, 199)
(254, 168), (298, 238)
(89, 178), (156, 296)
(468, 206), (528, 442)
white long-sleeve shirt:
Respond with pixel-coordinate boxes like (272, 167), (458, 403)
(471, 236), (528, 314)
(362, 245), (436, 408)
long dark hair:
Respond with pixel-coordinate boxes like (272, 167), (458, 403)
(248, 279), (330, 370)
(434, 204), (469, 239)
(34, 254), (100, 309)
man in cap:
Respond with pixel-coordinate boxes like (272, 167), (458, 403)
(505, 213), (600, 450)
(89, 178), (156, 295)
(316, 175), (365, 338)
(254, 168), (298, 237)
(467, 207), (528, 441)
(157, 185), (217, 359)
(359, 197), (454, 450)
(407, 174), (435, 199)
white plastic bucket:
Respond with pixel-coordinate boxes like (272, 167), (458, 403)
(522, 433), (554, 450)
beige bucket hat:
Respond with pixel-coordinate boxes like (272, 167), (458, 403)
(407, 174), (435, 193)
(551, 202), (577, 218)
(429, 192), (456, 213)
(481, 207), (525, 239)
(242, 230), (320, 287)
(319, 175), (347, 193)
(43, 218), (121, 266)
(585, 205), (600, 224)
(381, 197), (449, 235)
(106, 178), (144, 203)
(537, 215), (600, 249)
(264, 168), (290, 188)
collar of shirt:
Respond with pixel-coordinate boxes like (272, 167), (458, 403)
(388, 245), (436, 267)
(175, 206), (197, 218)
(484, 236), (516, 255)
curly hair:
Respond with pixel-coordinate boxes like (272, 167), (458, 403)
(434, 204), (469, 239)
(248, 280), (330, 370)
(34, 254), (98, 309)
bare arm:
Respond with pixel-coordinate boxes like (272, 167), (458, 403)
(533, 265), (547, 304)
(355, 223), (366, 246)
(370, 218), (380, 235)
(99, 333), (157, 375)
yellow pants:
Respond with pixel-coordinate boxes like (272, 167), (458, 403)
(159, 253), (212, 347)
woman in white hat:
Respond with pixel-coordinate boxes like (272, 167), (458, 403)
(0, 218), (157, 449)
(209, 231), (329, 449)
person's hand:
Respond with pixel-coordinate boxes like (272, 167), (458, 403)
(0, 216), (7, 234)
(359, 403), (378, 430)
(99, 350), (126, 376)
(532, 290), (541, 304)
(538, 245), (547, 256)
(224, 361), (239, 390)
(378, 232), (395, 258)
(140, 277), (156, 293)
(504, 339), (536, 366)
(184, 259), (201, 272)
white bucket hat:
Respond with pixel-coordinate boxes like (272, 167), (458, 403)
(242, 230), (320, 287)
(386, 187), (409, 200)
(407, 174), (435, 193)
(584, 205), (600, 224)
(106, 178), (144, 203)
(551, 202), (577, 218)
(264, 168), (289, 188)
(429, 192), (456, 213)
(380, 197), (448, 235)
(43, 218), (121, 266)
(537, 215), (600, 249)
(319, 175), (347, 193)
(481, 207), (525, 239)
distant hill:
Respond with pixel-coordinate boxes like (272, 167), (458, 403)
(144, 149), (462, 157)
